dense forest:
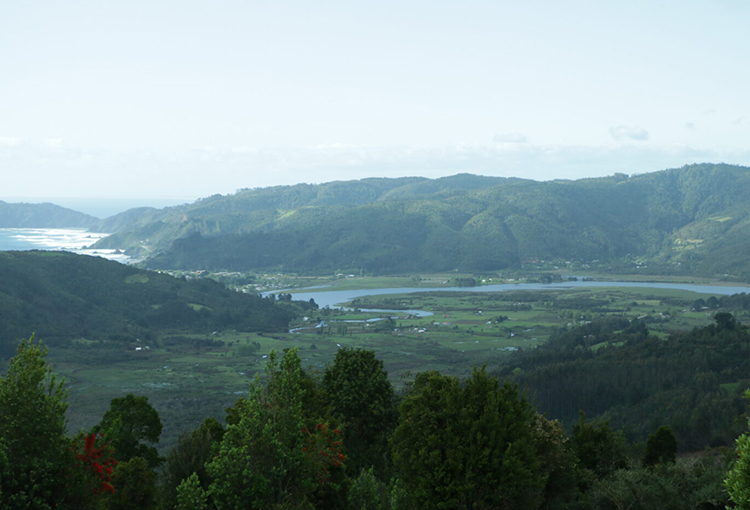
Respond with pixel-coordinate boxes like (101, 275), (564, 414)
(500, 313), (750, 452)
(2, 336), (748, 509)
(0, 251), (310, 359)
(80, 163), (750, 279)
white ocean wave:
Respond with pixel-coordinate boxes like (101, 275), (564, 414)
(0, 228), (134, 263)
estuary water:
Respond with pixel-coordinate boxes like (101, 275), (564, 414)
(286, 280), (750, 310)
(0, 228), (132, 263)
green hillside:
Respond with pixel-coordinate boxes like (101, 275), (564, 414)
(92, 163), (750, 279)
(0, 251), (300, 359)
(0, 200), (99, 228)
(499, 314), (750, 451)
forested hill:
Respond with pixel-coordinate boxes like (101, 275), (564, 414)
(0, 200), (99, 228)
(500, 313), (750, 451)
(91, 164), (750, 278)
(0, 251), (301, 358)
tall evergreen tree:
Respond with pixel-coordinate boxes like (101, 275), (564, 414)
(323, 348), (397, 477)
(208, 348), (345, 509)
(0, 336), (77, 509)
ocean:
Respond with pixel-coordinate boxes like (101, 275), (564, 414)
(0, 228), (133, 263)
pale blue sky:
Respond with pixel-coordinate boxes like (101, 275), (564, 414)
(1, 0), (748, 204)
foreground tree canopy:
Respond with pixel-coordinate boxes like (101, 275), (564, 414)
(392, 367), (544, 509)
(0, 336), (72, 508)
(1, 336), (747, 509)
(94, 393), (163, 469)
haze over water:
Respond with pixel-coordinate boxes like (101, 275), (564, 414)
(0, 228), (132, 263)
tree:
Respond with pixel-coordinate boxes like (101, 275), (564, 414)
(570, 412), (628, 479)
(176, 473), (208, 510)
(714, 311), (737, 331)
(160, 417), (223, 510)
(644, 425), (677, 466)
(104, 456), (158, 510)
(726, 390), (750, 508)
(535, 415), (582, 508)
(72, 432), (117, 499)
(591, 456), (730, 510)
(208, 348), (345, 509)
(95, 393), (163, 469)
(348, 467), (387, 510)
(322, 348), (397, 476)
(392, 368), (544, 510)
(0, 336), (78, 509)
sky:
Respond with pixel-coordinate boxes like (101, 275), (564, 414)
(1, 0), (749, 213)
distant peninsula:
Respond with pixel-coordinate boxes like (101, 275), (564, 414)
(0, 200), (99, 228)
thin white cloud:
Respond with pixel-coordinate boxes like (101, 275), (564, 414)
(609, 125), (649, 142)
(2, 141), (748, 199)
(46, 138), (64, 149)
(230, 146), (257, 154)
(493, 133), (528, 143)
(0, 137), (22, 147)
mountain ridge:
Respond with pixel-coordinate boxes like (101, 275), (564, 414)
(13, 163), (749, 279)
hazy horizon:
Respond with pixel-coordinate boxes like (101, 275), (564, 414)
(1, 160), (746, 217)
(0, 196), (194, 219)
(2, 1), (748, 199)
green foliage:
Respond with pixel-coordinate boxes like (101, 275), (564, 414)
(95, 393), (163, 469)
(392, 368), (544, 510)
(535, 415), (582, 508)
(726, 390), (750, 508)
(160, 417), (223, 510)
(589, 452), (730, 509)
(570, 412), (628, 479)
(644, 425), (678, 466)
(104, 456), (158, 510)
(505, 316), (750, 449)
(322, 348), (397, 477)
(388, 477), (412, 510)
(0, 336), (77, 509)
(208, 349), (343, 509)
(0, 331), (744, 507)
(348, 467), (387, 510)
(175, 473), (208, 510)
